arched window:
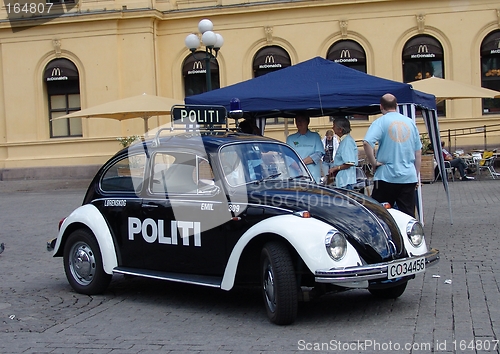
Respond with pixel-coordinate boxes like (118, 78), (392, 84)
(183, 53), (220, 97)
(45, 58), (82, 138)
(403, 35), (445, 116)
(327, 40), (368, 120)
(327, 40), (367, 73)
(252, 46), (291, 78)
(252, 46), (291, 124)
(481, 30), (500, 114)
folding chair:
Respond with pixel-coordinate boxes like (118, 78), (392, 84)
(434, 160), (455, 182)
(477, 152), (499, 179)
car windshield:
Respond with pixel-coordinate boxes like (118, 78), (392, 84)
(219, 142), (312, 187)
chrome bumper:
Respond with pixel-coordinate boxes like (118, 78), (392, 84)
(47, 238), (57, 252)
(315, 248), (439, 283)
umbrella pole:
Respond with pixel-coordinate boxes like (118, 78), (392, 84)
(144, 117), (149, 137)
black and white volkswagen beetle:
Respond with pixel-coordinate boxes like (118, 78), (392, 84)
(48, 106), (439, 325)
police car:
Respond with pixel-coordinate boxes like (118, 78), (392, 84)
(48, 105), (439, 325)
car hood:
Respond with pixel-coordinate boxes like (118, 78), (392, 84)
(246, 181), (405, 263)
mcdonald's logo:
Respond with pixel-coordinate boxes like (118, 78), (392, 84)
(192, 61), (203, 70)
(51, 67), (62, 77)
(417, 45), (428, 54)
(264, 55), (275, 64)
(340, 49), (351, 58)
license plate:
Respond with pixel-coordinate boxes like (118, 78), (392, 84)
(388, 257), (425, 279)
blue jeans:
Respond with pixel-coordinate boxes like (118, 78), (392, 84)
(322, 161), (335, 176)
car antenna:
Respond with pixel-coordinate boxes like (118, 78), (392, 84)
(317, 82), (324, 116)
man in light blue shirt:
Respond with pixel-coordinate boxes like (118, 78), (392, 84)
(330, 117), (358, 189)
(363, 93), (422, 217)
(286, 114), (324, 183)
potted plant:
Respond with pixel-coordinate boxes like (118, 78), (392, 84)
(420, 133), (435, 182)
(116, 135), (141, 176)
(117, 135), (140, 148)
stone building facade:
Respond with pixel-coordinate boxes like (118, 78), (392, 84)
(0, 0), (499, 178)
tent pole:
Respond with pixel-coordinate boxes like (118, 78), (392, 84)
(144, 117), (149, 137)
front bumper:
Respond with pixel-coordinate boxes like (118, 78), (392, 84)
(315, 248), (439, 284)
(47, 238), (57, 252)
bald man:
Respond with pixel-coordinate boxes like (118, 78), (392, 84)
(363, 93), (422, 217)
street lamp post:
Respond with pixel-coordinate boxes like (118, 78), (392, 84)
(185, 19), (224, 92)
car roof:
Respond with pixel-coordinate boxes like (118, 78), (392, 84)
(127, 131), (280, 155)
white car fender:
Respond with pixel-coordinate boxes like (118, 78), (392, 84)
(220, 214), (362, 290)
(53, 204), (118, 275)
(387, 208), (429, 256)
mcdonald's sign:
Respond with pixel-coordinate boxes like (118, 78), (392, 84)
(46, 66), (68, 81)
(187, 61), (206, 75)
(264, 55), (275, 64)
(417, 45), (428, 53)
(490, 39), (500, 54)
(403, 36), (442, 60)
(410, 44), (435, 59)
(44, 59), (78, 81)
(327, 41), (364, 64)
(253, 46), (290, 72)
(330, 48), (358, 64)
(258, 54), (282, 69)
(340, 49), (351, 58)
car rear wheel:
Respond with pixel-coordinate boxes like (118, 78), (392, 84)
(63, 229), (112, 295)
(260, 241), (298, 325)
(368, 281), (407, 299)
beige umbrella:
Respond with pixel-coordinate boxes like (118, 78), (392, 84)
(410, 77), (500, 103)
(53, 93), (184, 134)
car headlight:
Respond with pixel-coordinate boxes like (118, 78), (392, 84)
(406, 220), (424, 247)
(325, 230), (347, 261)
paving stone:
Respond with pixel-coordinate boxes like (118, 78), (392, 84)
(1, 179), (499, 353)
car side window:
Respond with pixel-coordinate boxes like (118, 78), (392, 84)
(151, 153), (215, 195)
(219, 143), (311, 186)
(100, 153), (147, 193)
(261, 150), (287, 176)
(220, 148), (247, 186)
(196, 157), (217, 194)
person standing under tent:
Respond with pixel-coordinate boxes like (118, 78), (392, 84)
(329, 117), (358, 189)
(321, 129), (339, 184)
(363, 93), (421, 217)
(286, 114), (324, 183)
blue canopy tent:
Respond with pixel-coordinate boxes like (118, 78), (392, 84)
(186, 56), (451, 224)
(185, 57), (435, 117)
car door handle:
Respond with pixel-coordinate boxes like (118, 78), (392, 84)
(142, 203), (159, 208)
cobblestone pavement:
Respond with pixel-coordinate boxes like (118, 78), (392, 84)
(0, 178), (499, 353)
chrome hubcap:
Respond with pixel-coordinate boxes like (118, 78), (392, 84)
(263, 264), (276, 312)
(69, 242), (96, 286)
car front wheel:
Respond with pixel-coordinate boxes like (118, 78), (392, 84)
(260, 241), (298, 325)
(63, 229), (112, 295)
